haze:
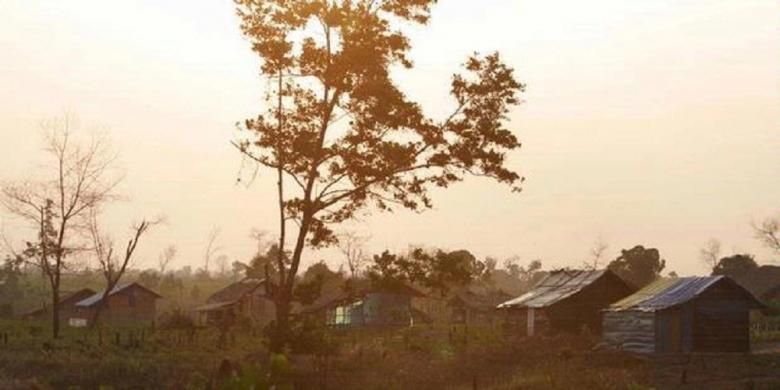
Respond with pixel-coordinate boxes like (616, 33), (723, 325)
(1, 0), (777, 276)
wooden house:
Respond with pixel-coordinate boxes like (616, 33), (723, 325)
(448, 287), (512, 326)
(303, 283), (426, 329)
(21, 288), (96, 322)
(602, 276), (764, 354)
(195, 278), (274, 327)
(497, 269), (635, 336)
(72, 283), (161, 327)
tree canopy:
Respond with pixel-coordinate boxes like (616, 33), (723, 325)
(712, 254), (758, 279)
(233, 0), (524, 351)
(607, 245), (666, 288)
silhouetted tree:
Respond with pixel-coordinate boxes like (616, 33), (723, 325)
(158, 245), (177, 275)
(712, 254), (758, 279)
(137, 269), (161, 289)
(202, 227), (222, 275)
(753, 215), (780, 258)
(336, 231), (370, 278)
(233, 1), (524, 352)
(367, 248), (484, 296)
(1, 114), (121, 338)
(87, 208), (159, 329)
(0, 255), (24, 317)
(585, 237), (609, 270)
(608, 245), (666, 288)
(699, 238), (721, 273)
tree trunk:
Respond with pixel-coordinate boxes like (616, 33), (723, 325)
(51, 287), (60, 338)
(89, 291), (112, 329)
(270, 294), (292, 353)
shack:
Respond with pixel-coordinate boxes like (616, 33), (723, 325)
(602, 276), (764, 354)
(72, 283), (161, 327)
(303, 283), (426, 328)
(448, 287), (512, 326)
(21, 288), (96, 322)
(497, 269), (635, 336)
(195, 278), (274, 327)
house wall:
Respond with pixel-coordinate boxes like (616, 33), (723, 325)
(78, 287), (158, 326)
(547, 273), (635, 334)
(691, 282), (752, 352)
(655, 304), (695, 353)
(602, 310), (655, 354)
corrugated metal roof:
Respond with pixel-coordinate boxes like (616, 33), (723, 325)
(497, 269), (608, 309)
(608, 276), (723, 312)
(207, 278), (266, 304)
(75, 282), (161, 307)
(195, 301), (236, 312)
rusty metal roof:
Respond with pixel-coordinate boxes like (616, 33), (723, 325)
(194, 301), (236, 312)
(207, 278), (266, 304)
(497, 269), (609, 309)
(607, 276), (762, 312)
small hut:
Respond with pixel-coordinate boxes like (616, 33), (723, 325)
(448, 287), (512, 326)
(195, 278), (274, 327)
(302, 282), (426, 329)
(603, 276), (763, 354)
(72, 283), (162, 327)
(497, 269), (635, 336)
(21, 288), (96, 322)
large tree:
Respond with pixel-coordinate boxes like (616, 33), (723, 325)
(712, 254), (758, 279)
(608, 245), (666, 288)
(1, 115), (121, 338)
(233, 1), (524, 351)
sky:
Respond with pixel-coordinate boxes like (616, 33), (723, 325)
(0, 0), (778, 276)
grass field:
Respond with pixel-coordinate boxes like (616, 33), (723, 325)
(0, 320), (778, 389)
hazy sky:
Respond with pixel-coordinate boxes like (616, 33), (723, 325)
(1, 0), (778, 276)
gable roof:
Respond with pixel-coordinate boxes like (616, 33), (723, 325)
(21, 288), (96, 318)
(607, 276), (763, 312)
(497, 269), (614, 309)
(449, 288), (513, 310)
(206, 278), (267, 304)
(75, 282), (161, 307)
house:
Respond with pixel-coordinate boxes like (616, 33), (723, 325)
(72, 283), (161, 327)
(195, 278), (274, 327)
(303, 282), (426, 328)
(448, 287), (512, 326)
(21, 288), (96, 322)
(497, 269), (635, 336)
(602, 276), (764, 354)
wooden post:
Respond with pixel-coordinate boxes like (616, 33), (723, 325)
(527, 308), (535, 337)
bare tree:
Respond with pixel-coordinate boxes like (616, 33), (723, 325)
(699, 238), (722, 273)
(1, 114), (121, 338)
(584, 237), (609, 270)
(203, 226), (222, 275)
(249, 228), (272, 255)
(88, 208), (159, 328)
(753, 216), (780, 259)
(215, 254), (229, 277)
(158, 244), (176, 275)
(337, 231), (370, 278)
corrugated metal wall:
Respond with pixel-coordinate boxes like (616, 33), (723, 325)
(602, 310), (655, 353)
